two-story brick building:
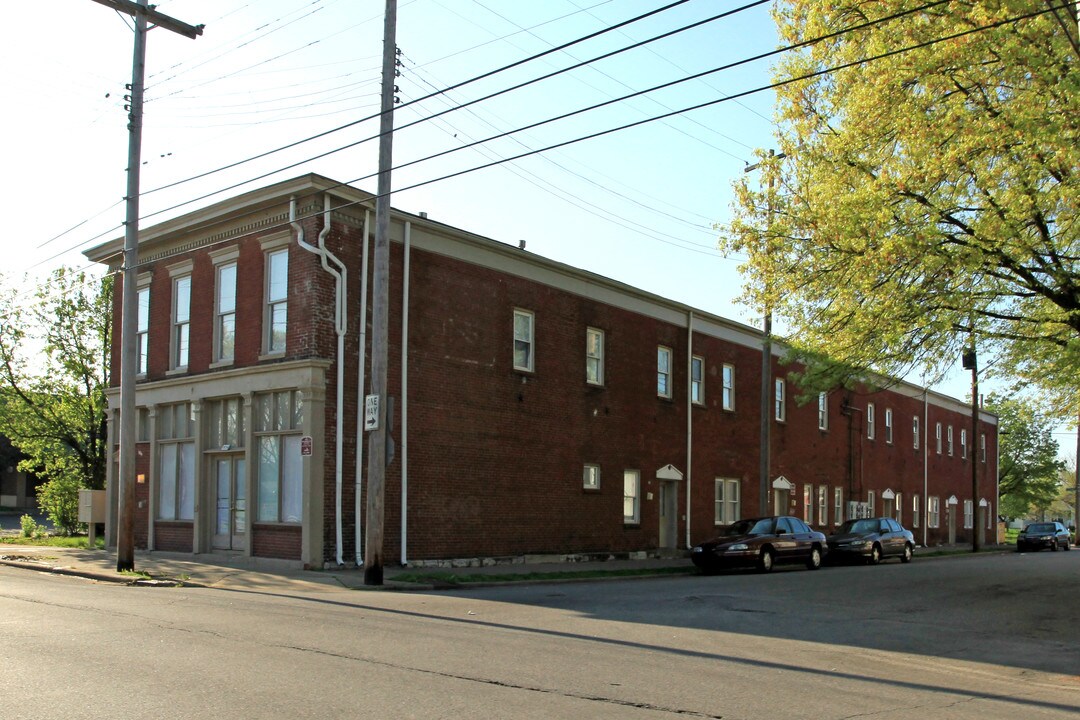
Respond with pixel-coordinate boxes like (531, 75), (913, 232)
(86, 174), (998, 569)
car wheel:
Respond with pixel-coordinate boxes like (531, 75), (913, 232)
(868, 544), (882, 565)
(806, 546), (822, 570)
(757, 548), (775, 573)
(1051, 541), (1059, 552)
(1064, 541), (1071, 551)
(900, 544), (913, 563)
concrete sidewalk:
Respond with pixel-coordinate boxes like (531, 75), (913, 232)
(0, 542), (1006, 595)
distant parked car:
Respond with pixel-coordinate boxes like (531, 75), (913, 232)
(827, 517), (914, 565)
(692, 516), (827, 573)
(1016, 522), (1071, 552)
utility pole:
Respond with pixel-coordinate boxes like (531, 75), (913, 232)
(364, 0), (398, 586)
(744, 150), (783, 516)
(89, 0), (202, 572)
(1074, 407), (1079, 541)
(963, 334), (979, 552)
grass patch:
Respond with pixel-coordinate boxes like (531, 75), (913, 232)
(119, 569), (152, 580)
(391, 565), (694, 585)
(0, 535), (105, 549)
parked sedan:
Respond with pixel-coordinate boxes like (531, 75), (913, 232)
(1016, 522), (1072, 552)
(826, 517), (915, 564)
(692, 516), (827, 574)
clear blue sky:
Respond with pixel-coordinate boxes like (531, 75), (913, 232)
(3, 0), (1069, 454)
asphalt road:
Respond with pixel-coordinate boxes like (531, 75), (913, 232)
(1, 550), (1077, 719)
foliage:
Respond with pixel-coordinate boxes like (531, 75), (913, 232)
(19, 513), (45, 539)
(987, 394), (1065, 518)
(721, 0), (1080, 414)
(0, 535), (105, 549)
(0, 268), (112, 499)
(36, 473), (84, 536)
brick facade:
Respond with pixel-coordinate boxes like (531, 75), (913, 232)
(89, 175), (997, 569)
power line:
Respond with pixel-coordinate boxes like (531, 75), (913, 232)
(139, 0), (694, 197)
(136, 0), (765, 222)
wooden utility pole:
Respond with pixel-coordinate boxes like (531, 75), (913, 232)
(89, 0), (202, 571)
(964, 335), (979, 552)
(364, 0), (398, 586)
(744, 150), (783, 516)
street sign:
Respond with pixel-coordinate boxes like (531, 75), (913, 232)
(364, 394), (379, 431)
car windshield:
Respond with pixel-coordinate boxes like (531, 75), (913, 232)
(838, 519), (878, 534)
(1024, 523), (1055, 533)
(723, 518), (775, 536)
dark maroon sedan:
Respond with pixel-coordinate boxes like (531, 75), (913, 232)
(692, 516), (827, 573)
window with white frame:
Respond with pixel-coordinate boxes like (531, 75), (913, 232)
(255, 390), (304, 523)
(657, 347), (672, 398)
(913, 494), (920, 528)
(895, 493), (902, 524)
(913, 416), (920, 449)
(583, 464), (600, 490)
(265, 248), (289, 354)
(714, 478), (740, 525)
(929, 496), (940, 528)
(817, 485), (828, 526)
(136, 285), (150, 375)
(884, 408), (893, 444)
(963, 499), (973, 528)
(818, 392), (829, 431)
(214, 261), (237, 363)
(586, 327), (604, 385)
(868, 490), (876, 517)
(834, 487), (843, 524)
(803, 484), (813, 524)
(513, 309), (534, 372)
(691, 355), (705, 405)
(947, 426), (954, 456)
(867, 402), (876, 439)
(986, 501), (993, 529)
(722, 364), (735, 411)
(775, 378), (786, 422)
(623, 470), (641, 524)
(157, 402), (195, 521)
(935, 422), (942, 454)
(960, 428), (967, 459)
(171, 274), (191, 369)
(981, 433), (986, 462)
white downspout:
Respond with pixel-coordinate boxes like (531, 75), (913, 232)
(401, 221), (411, 566)
(355, 209), (371, 567)
(923, 387), (929, 548)
(291, 194), (348, 566)
(685, 310), (693, 550)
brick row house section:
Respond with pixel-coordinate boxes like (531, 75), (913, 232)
(86, 174), (998, 569)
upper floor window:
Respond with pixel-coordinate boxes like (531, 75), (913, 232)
(136, 285), (150, 375)
(935, 422), (942, 454)
(818, 392), (828, 431)
(583, 464), (600, 490)
(171, 274), (191, 369)
(513, 309), (534, 372)
(981, 433), (987, 463)
(722, 364), (734, 411)
(266, 248), (289, 354)
(585, 327), (604, 385)
(775, 378), (786, 422)
(960, 428), (968, 459)
(657, 346), (672, 399)
(947, 425), (954, 456)
(691, 355), (704, 405)
(884, 408), (893, 444)
(913, 416), (920, 449)
(867, 402), (876, 440)
(215, 262), (237, 363)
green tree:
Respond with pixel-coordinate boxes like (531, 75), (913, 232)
(987, 394), (1064, 518)
(0, 268), (112, 534)
(721, 0), (1080, 413)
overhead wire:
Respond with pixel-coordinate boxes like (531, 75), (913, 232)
(138, 0), (695, 196)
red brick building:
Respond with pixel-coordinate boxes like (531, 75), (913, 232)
(86, 174), (998, 568)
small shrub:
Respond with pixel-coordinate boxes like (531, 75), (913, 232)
(20, 514), (46, 538)
(36, 474), (83, 536)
